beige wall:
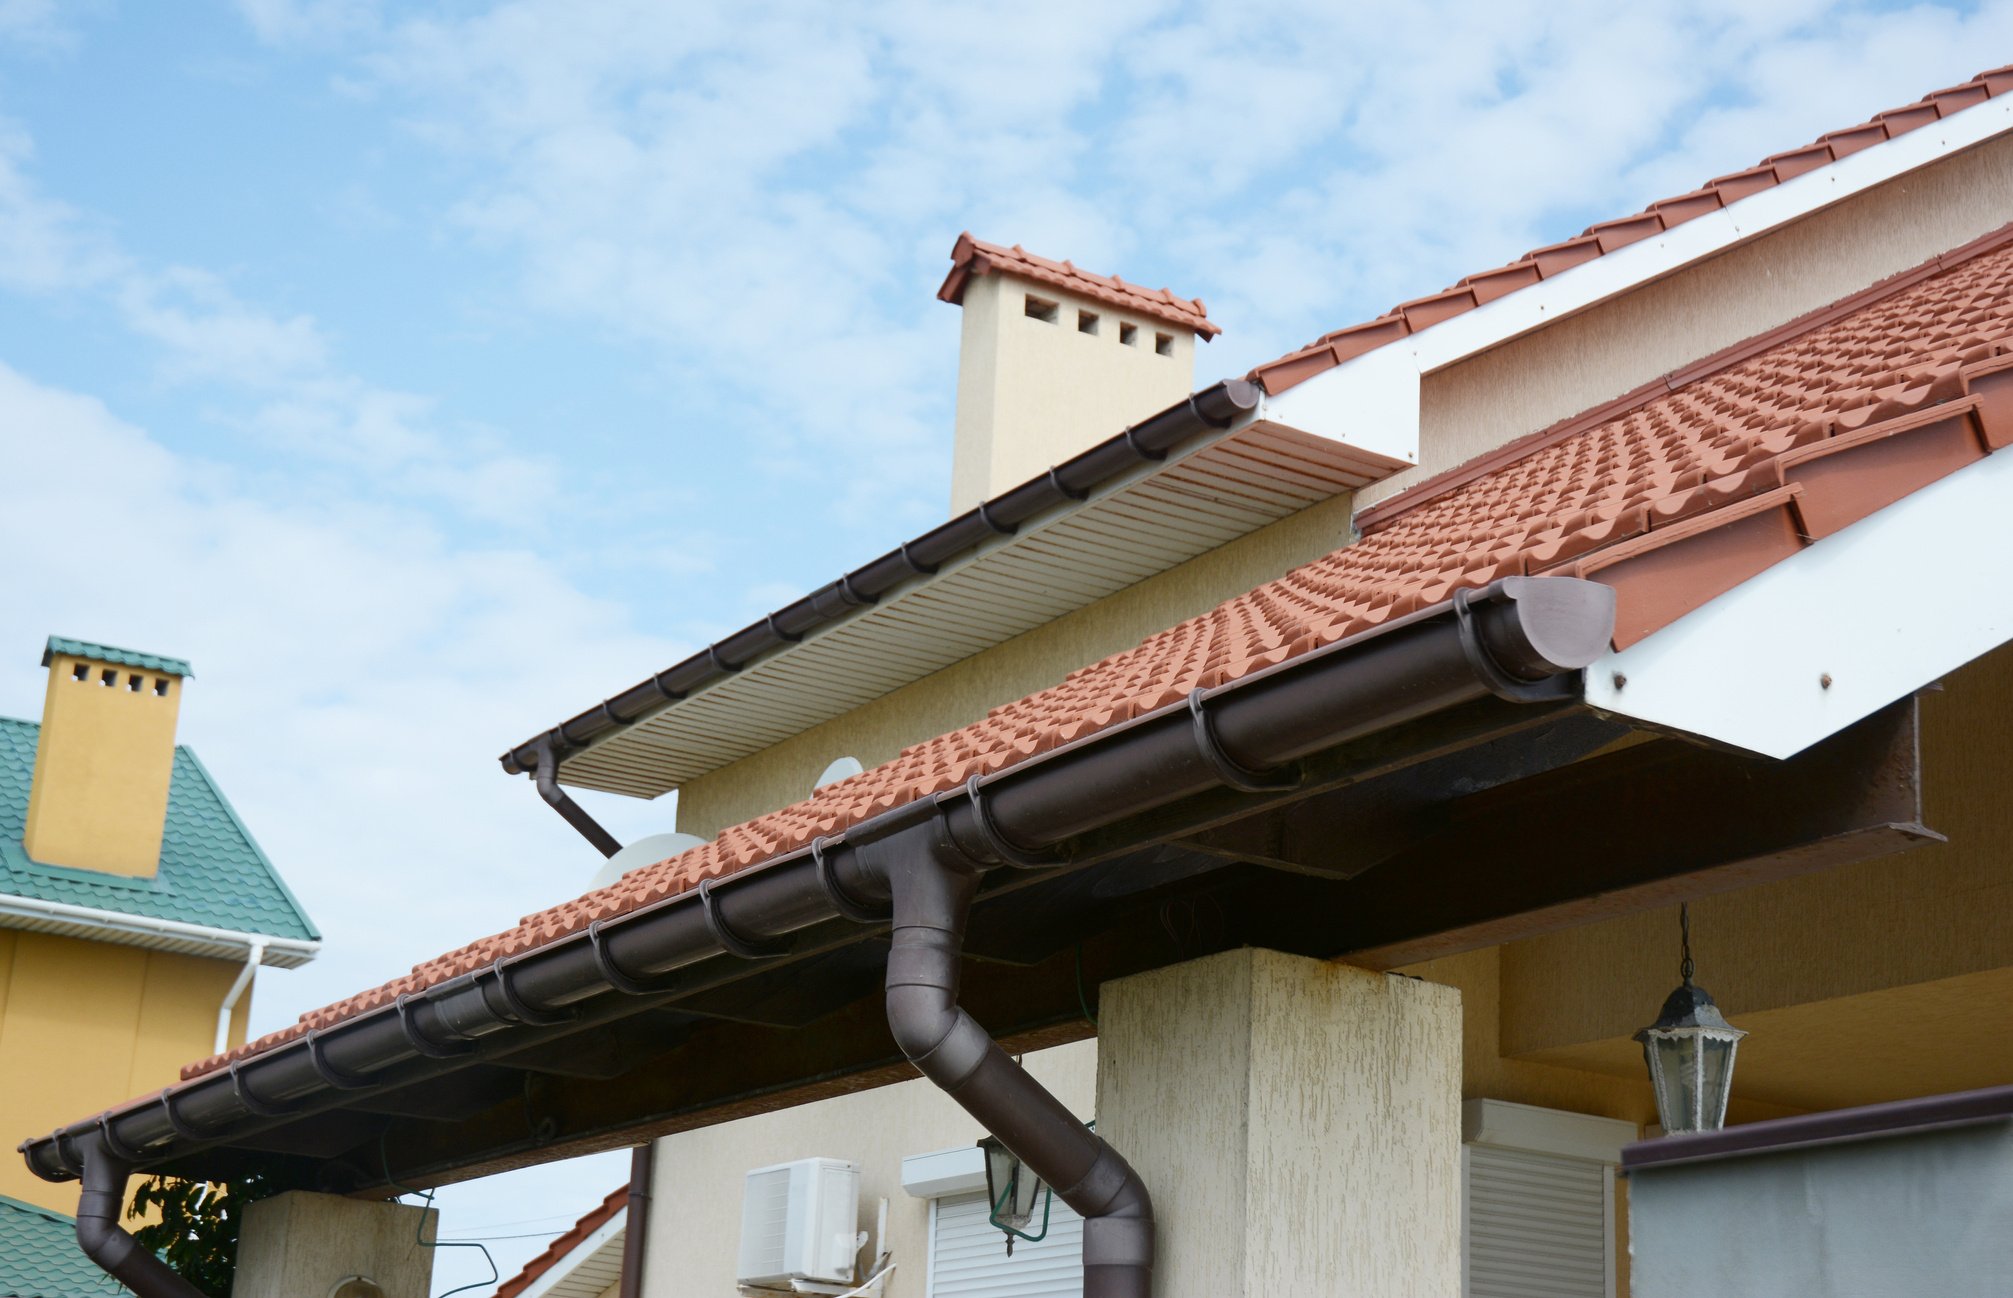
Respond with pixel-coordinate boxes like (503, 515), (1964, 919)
(950, 271), (1200, 515)
(1098, 949), (1462, 1298)
(0, 928), (248, 1211)
(675, 492), (1354, 838)
(640, 1040), (1096, 1298)
(25, 651), (185, 877)
(1365, 130), (2013, 510)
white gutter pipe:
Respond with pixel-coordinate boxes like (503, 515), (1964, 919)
(0, 893), (319, 967)
(214, 940), (266, 1056)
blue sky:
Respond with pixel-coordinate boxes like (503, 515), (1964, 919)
(3, 0), (2011, 1289)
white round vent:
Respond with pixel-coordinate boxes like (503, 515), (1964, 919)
(592, 831), (708, 888)
(814, 755), (864, 790)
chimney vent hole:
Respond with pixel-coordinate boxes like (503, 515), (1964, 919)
(154, 678), (169, 697)
(1155, 332), (1174, 357)
(1077, 310), (1099, 335)
(71, 663), (88, 682)
(127, 673), (143, 692)
(1119, 322), (1138, 346)
(100, 669), (117, 687)
(1024, 295), (1059, 324)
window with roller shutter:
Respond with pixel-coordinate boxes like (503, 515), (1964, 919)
(925, 1189), (1085, 1298)
(1461, 1099), (1637, 1298)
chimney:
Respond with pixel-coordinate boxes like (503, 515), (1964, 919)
(938, 234), (1220, 515)
(24, 637), (192, 878)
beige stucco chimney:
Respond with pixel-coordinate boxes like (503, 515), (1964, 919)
(939, 234), (1220, 515)
(24, 637), (190, 878)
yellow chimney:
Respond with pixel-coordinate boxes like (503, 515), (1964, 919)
(937, 234), (1220, 516)
(23, 637), (192, 878)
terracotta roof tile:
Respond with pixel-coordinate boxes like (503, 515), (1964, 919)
(937, 233), (1220, 338)
(494, 1184), (627, 1298)
(1249, 64), (2013, 393)
(180, 228), (2013, 1081)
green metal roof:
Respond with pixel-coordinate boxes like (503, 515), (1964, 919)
(0, 718), (317, 944)
(39, 639), (191, 679)
(0, 1194), (124, 1296)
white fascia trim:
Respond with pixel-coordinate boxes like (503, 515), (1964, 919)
(1584, 445), (2013, 759)
(1257, 93), (2013, 466)
(900, 1145), (987, 1199)
(519, 1206), (627, 1298)
(0, 893), (320, 968)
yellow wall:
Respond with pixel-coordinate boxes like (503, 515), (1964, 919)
(24, 652), (185, 878)
(0, 928), (247, 1212)
(675, 492), (1355, 837)
(950, 271), (1200, 515)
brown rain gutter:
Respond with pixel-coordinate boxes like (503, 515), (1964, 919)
(497, 380), (1264, 850)
(27, 575), (1613, 1298)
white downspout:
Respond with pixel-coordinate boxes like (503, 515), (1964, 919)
(215, 940), (266, 1055)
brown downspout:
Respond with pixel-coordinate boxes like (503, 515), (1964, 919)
(73, 1137), (205, 1298)
(619, 1142), (653, 1298)
(874, 815), (1151, 1297)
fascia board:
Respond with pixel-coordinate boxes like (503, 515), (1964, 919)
(519, 1207), (627, 1298)
(1259, 93), (2013, 466)
(1583, 446), (2013, 759)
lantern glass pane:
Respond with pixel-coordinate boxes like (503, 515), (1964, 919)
(1699, 1034), (1739, 1128)
(1655, 1032), (1705, 1132)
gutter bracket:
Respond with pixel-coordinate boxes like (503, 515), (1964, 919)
(533, 736), (624, 859)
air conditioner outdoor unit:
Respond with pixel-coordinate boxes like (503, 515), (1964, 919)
(737, 1156), (861, 1288)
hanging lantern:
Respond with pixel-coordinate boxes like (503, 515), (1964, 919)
(1635, 903), (1747, 1134)
(978, 1135), (1050, 1255)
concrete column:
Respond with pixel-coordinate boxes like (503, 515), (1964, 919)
(234, 1190), (436, 1297)
(1096, 948), (1462, 1298)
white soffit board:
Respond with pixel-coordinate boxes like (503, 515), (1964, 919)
(1259, 92), (2013, 465)
(520, 1206), (626, 1298)
(563, 420), (1405, 798)
(1584, 448), (2013, 760)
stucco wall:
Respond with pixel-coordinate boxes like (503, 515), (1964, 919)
(1097, 949), (1463, 1298)
(674, 493), (1355, 838)
(1364, 130), (2013, 509)
(638, 1039), (1096, 1298)
(950, 272), (1199, 515)
(0, 928), (247, 1211)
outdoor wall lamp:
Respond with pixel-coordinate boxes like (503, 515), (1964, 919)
(979, 1134), (1051, 1255)
(1636, 902), (1747, 1134)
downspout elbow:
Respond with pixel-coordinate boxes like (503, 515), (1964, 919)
(75, 1140), (205, 1298)
(877, 824), (1154, 1297)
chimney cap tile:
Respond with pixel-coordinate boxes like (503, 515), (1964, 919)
(41, 636), (193, 679)
(938, 232), (1221, 338)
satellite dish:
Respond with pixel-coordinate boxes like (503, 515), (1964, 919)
(815, 755), (865, 790)
(593, 831), (707, 889)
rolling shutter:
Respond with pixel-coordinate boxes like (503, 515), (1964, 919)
(927, 1190), (1084, 1298)
(1464, 1144), (1612, 1298)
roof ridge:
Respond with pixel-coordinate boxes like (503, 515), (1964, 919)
(1248, 63), (2013, 394)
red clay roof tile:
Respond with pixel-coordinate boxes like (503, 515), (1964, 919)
(494, 1184), (628, 1298)
(937, 233), (1221, 338)
(179, 226), (2013, 1083)
(1248, 65), (2013, 394)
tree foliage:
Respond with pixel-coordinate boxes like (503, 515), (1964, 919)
(127, 1173), (280, 1298)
